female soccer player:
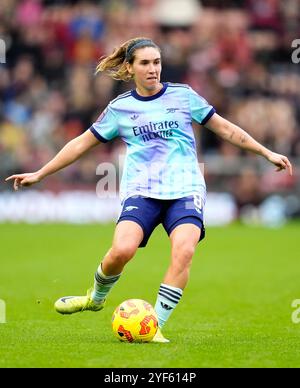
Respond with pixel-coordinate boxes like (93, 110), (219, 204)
(6, 37), (293, 342)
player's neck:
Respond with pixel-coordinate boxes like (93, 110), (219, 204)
(135, 83), (163, 97)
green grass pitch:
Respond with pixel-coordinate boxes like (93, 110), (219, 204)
(0, 222), (299, 368)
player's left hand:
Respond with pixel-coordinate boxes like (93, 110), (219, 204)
(266, 152), (293, 176)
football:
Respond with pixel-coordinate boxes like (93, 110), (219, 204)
(112, 299), (158, 343)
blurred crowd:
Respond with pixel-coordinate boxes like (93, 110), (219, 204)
(0, 0), (299, 212)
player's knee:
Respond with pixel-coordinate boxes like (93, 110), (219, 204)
(173, 243), (195, 265)
(110, 244), (137, 265)
(172, 243), (195, 273)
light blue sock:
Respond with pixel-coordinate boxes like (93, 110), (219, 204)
(154, 283), (183, 329)
(92, 264), (121, 304)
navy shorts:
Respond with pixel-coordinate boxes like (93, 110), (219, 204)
(117, 195), (205, 248)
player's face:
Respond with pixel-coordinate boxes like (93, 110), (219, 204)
(128, 47), (162, 94)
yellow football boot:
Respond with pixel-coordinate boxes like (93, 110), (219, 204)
(55, 288), (105, 315)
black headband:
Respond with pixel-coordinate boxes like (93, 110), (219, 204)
(125, 39), (157, 61)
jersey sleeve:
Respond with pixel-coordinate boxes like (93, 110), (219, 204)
(188, 87), (216, 125)
(89, 105), (119, 143)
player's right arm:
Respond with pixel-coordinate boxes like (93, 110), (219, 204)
(5, 130), (100, 191)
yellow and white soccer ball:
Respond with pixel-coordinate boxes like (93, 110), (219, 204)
(112, 299), (158, 343)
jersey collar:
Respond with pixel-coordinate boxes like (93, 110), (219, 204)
(131, 82), (168, 101)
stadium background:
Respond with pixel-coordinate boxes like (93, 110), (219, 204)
(0, 0), (300, 369)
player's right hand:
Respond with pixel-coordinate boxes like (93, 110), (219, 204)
(5, 172), (42, 191)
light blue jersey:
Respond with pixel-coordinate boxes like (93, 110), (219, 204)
(90, 82), (215, 203)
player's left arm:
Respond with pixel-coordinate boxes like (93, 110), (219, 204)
(205, 113), (293, 176)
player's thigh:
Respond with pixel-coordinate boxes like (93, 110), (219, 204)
(112, 220), (144, 254)
(163, 196), (205, 244)
(170, 223), (201, 259)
